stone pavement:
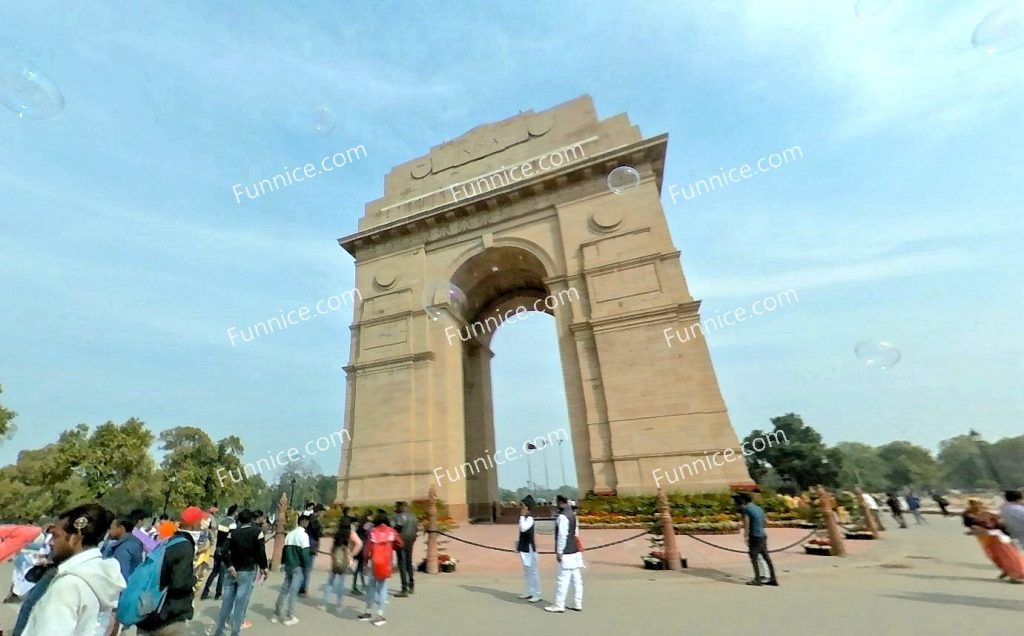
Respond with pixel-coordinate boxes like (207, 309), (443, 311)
(2, 516), (1019, 635)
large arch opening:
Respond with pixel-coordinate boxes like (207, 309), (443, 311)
(448, 246), (577, 520)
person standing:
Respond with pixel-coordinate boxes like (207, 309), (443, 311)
(391, 501), (418, 597)
(999, 490), (1024, 548)
(298, 505), (324, 597)
(905, 491), (927, 525)
(128, 510), (160, 555)
(272, 515), (310, 626)
(201, 505), (237, 601)
(213, 510), (267, 636)
(734, 493), (778, 587)
(350, 510), (372, 596)
(135, 507), (202, 635)
(319, 515), (362, 612)
(516, 497), (542, 603)
(357, 513), (403, 626)
(545, 495), (584, 613)
(101, 517), (145, 582)
(16, 503), (126, 636)
(885, 493), (908, 529)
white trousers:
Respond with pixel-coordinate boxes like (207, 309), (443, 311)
(521, 555), (541, 597)
(553, 563), (583, 609)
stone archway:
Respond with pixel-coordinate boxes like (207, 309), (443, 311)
(336, 96), (751, 521)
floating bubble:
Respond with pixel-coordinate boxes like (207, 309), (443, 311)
(854, 340), (901, 369)
(0, 63), (64, 119)
(607, 166), (640, 194)
(854, 0), (889, 19)
(972, 3), (1024, 56)
(422, 281), (467, 321)
(313, 105), (334, 133)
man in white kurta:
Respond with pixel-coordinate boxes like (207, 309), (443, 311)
(545, 496), (583, 613)
(516, 498), (542, 602)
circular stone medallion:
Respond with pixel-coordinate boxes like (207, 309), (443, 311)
(374, 271), (397, 289)
(591, 208), (623, 231)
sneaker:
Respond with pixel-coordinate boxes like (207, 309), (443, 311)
(528, 596), (542, 603)
(372, 616), (387, 627)
(544, 605), (565, 613)
(357, 612), (373, 621)
(518, 593), (532, 599)
(269, 616), (279, 623)
(568, 606), (582, 612)
(394, 591), (409, 598)
(745, 580), (762, 586)
(765, 580), (779, 587)
(283, 617), (300, 626)
(351, 588), (363, 596)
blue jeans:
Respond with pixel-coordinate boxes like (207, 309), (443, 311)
(214, 569), (256, 636)
(320, 571), (346, 608)
(274, 565), (303, 620)
(366, 576), (388, 616)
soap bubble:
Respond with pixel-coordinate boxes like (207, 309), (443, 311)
(0, 63), (64, 119)
(854, 340), (901, 369)
(607, 166), (640, 194)
(854, 0), (889, 19)
(422, 281), (467, 321)
(972, 3), (1024, 56)
(313, 105), (334, 133)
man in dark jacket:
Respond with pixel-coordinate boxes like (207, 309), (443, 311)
(137, 507), (201, 635)
(213, 509), (268, 636)
(391, 501), (418, 597)
(298, 505), (323, 596)
(201, 504), (237, 601)
(101, 517), (144, 581)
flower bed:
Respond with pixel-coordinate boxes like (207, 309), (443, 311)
(803, 537), (832, 556)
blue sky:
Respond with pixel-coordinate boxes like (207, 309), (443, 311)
(1, 1), (1021, 491)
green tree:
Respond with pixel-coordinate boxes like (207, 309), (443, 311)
(743, 413), (842, 489)
(0, 385), (16, 441)
(937, 435), (989, 489)
(158, 426), (254, 509)
(835, 442), (889, 491)
(990, 435), (1024, 488)
(876, 441), (939, 489)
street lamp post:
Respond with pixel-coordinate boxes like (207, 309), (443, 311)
(289, 478), (297, 510)
(557, 437), (567, 487)
(525, 442), (538, 497)
(540, 440), (551, 491)
(162, 476), (177, 516)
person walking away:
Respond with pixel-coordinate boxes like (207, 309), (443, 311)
(318, 515), (362, 612)
(962, 498), (1024, 582)
(212, 510), (267, 636)
(905, 492), (927, 525)
(132, 507), (201, 635)
(15, 504), (125, 636)
(298, 506), (324, 597)
(734, 493), (778, 587)
(201, 505), (237, 601)
(350, 511), (372, 596)
(272, 515), (310, 626)
(391, 502), (418, 597)
(516, 496), (542, 603)
(357, 513), (403, 626)
(102, 517), (145, 583)
(999, 490), (1024, 549)
(545, 495), (585, 612)
(931, 491), (950, 516)
(885, 493), (908, 529)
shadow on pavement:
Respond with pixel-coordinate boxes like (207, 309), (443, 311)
(459, 585), (526, 604)
(680, 567), (745, 585)
(886, 592), (1024, 612)
(895, 572), (1005, 584)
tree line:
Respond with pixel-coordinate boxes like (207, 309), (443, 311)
(744, 413), (1023, 493)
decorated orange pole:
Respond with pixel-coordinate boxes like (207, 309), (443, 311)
(817, 486), (846, 556)
(854, 486), (880, 537)
(656, 488), (683, 570)
(426, 485), (439, 574)
(271, 492), (287, 569)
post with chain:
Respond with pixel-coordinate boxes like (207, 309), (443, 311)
(271, 492), (288, 569)
(817, 486), (846, 556)
(426, 485), (439, 574)
(854, 486), (880, 537)
(656, 488), (683, 570)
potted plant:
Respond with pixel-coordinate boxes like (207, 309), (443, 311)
(438, 553), (457, 573)
(803, 537), (832, 556)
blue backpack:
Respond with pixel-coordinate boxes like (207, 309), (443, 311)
(116, 536), (186, 626)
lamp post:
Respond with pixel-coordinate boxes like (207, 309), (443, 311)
(539, 440), (551, 491)
(289, 478), (297, 510)
(557, 437), (567, 487)
(162, 476), (177, 516)
(525, 443), (537, 497)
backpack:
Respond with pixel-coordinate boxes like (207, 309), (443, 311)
(116, 536), (186, 626)
(367, 526), (397, 580)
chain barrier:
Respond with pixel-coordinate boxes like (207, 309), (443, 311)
(426, 529), (649, 554)
(680, 526), (823, 554)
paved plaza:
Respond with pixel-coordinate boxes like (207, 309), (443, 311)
(4, 516), (1018, 635)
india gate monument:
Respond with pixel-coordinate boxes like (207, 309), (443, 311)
(336, 96), (751, 521)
